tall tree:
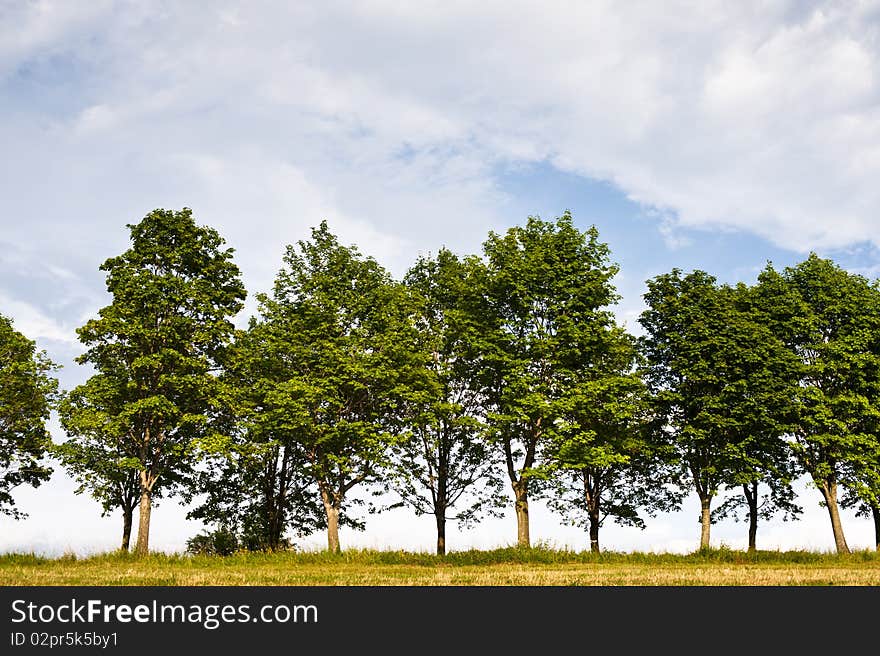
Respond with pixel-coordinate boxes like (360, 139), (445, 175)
(61, 208), (246, 554)
(186, 324), (326, 551)
(478, 212), (620, 547)
(640, 271), (797, 550)
(705, 282), (803, 552)
(546, 327), (680, 553)
(756, 254), (880, 554)
(382, 249), (505, 555)
(0, 313), (58, 518)
(254, 221), (425, 552)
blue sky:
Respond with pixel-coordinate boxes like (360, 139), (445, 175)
(2, 1), (879, 554)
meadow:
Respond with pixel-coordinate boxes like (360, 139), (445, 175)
(2, 546), (879, 586)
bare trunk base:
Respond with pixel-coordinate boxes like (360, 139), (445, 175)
(121, 507), (133, 552)
(745, 483), (758, 553)
(324, 504), (340, 553)
(588, 514), (600, 554)
(435, 511), (446, 556)
(818, 482), (850, 555)
(514, 485), (530, 548)
(699, 495), (711, 550)
(872, 505), (880, 552)
(134, 489), (152, 556)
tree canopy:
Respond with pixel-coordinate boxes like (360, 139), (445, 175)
(546, 326), (679, 552)
(0, 313), (58, 518)
(382, 248), (505, 555)
(755, 254), (880, 553)
(250, 221), (428, 552)
(477, 211), (621, 547)
(59, 207), (246, 554)
(640, 271), (801, 550)
(11, 209), (880, 555)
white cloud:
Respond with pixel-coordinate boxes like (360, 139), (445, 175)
(73, 103), (117, 135)
(0, 292), (76, 346)
(7, 1), (879, 266)
(0, 0), (114, 77)
(4, 0), (880, 554)
(3, 0), (874, 256)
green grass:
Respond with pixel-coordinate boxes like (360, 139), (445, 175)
(1, 545), (879, 585)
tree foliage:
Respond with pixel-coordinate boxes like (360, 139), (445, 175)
(251, 221), (426, 552)
(707, 282), (803, 550)
(0, 313), (58, 518)
(640, 271), (801, 550)
(54, 388), (143, 551)
(477, 212), (621, 547)
(546, 328), (680, 552)
(382, 248), (505, 554)
(185, 323), (326, 551)
(15, 208), (880, 555)
(59, 207), (246, 554)
(756, 254), (880, 553)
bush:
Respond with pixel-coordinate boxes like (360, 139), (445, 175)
(185, 527), (239, 556)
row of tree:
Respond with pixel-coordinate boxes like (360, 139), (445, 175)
(2, 208), (879, 556)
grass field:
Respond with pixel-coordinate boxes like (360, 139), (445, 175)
(2, 546), (879, 586)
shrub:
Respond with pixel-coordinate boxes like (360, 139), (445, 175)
(185, 526), (239, 556)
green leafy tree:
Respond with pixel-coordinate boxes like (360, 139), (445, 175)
(53, 390), (142, 551)
(640, 271), (799, 550)
(60, 208), (246, 554)
(382, 249), (505, 555)
(546, 328), (680, 553)
(188, 438), (325, 551)
(837, 285), (880, 553)
(477, 212), (620, 547)
(756, 254), (880, 554)
(707, 282), (803, 552)
(186, 324), (326, 551)
(254, 221), (425, 552)
(0, 313), (58, 518)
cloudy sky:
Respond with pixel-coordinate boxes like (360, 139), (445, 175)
(2, 0), (879, 555)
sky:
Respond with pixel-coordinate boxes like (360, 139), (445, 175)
(2, 0), (880, 555)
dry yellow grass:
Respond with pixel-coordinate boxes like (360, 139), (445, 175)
(2, 550), (880, 586)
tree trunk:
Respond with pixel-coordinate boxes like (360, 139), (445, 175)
(699, 494), (711, 550)
(120, 505), (133, 552)
(818, 481), (850, 554)
(134, 486), (152, 556)
(513, 481), (530, 548)
(588, 512), (600, 554)
(267, 444), (290, 551)
(583, 471), (601, 553)
(744, 482), (758, 553)
(320, 489), (341, 553)
(265, 452), (279, 550)
(436, 446), (448, 556)
(325, 505), (340, 553)
(871, 504), (880, 552)
(435, 510), (446, 556)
